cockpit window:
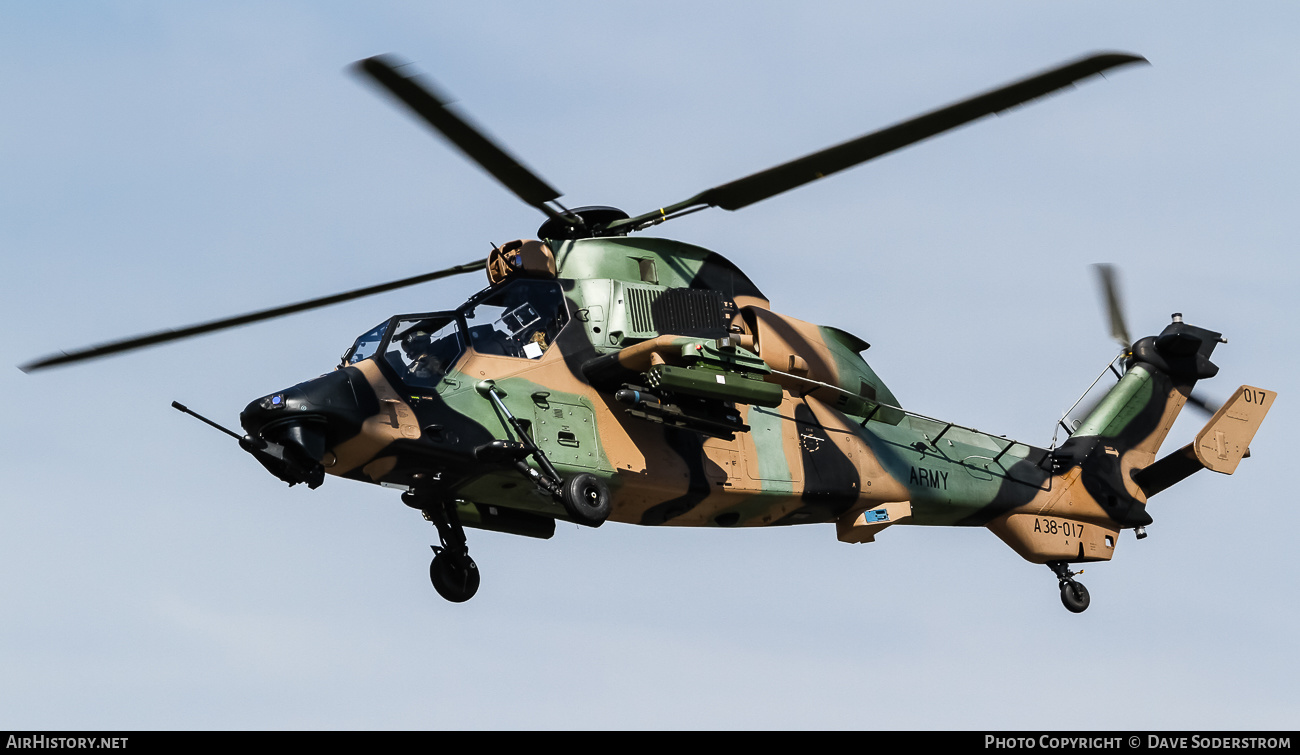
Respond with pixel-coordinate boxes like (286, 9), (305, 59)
(344, 321), (389, 365)
(383, 315), (460, 390)
(355, 280), (569, 393)
(463, 279), (567, 359)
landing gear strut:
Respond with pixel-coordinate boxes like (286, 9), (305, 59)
(1048, 560), (1090, 613)
(404, 489), (480, 603)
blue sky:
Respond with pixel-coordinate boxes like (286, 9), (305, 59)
(2, 2), (1297, 729)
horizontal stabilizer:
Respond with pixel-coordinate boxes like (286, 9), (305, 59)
(1133, 385), (1275, 497)
(1193, 385), (1275, 474)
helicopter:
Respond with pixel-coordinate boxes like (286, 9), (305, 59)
(21, 51), (1275, 612)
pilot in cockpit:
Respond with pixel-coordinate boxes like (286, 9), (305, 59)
(503, 283), (563, 359)
(401, 329), (445, 385)
(463, 280), (567, 360)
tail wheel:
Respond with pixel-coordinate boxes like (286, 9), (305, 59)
(1060, 581), (1090, 613)
(561, 473), (611, 527)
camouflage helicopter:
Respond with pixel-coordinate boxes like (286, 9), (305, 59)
(22, 52), (1275, 612)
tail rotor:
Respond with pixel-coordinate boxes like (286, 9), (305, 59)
(1093, 263), (1132, 358)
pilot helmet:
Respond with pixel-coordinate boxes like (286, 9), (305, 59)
(402, 330), (432, 356)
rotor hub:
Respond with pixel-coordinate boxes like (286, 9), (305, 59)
(536, 206), (630, 240)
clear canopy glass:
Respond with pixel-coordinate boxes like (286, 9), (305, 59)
(343, 321), (389, 365)
(344, 279), (569, 391)
(383, 315), (460, 390)
(462, 279), (567, 360)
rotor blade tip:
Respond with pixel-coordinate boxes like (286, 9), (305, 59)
(1086, 51), (1149, 68)
(354, 54), (413, 83)
(18, 352), (67, 373)
(360, 53), (399, 68)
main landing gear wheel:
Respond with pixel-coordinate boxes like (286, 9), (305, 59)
(1048, 560), (1090, 614)
(1060, 580), (1090, 613)
(560, 472), (611, 527)
(405, 489), (482, 603)
(430, 548), (480, 603)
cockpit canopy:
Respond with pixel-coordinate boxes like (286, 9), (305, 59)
(342, 278), (569, 391)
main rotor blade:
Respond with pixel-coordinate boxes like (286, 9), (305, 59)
(1093, 263), (1132, 351)
(20, 260), (484, 372)
(616, 52), (1146, 230)
(356, 55), (563, 215)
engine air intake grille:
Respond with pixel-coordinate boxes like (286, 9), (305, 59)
(652, 288), (728, 337)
